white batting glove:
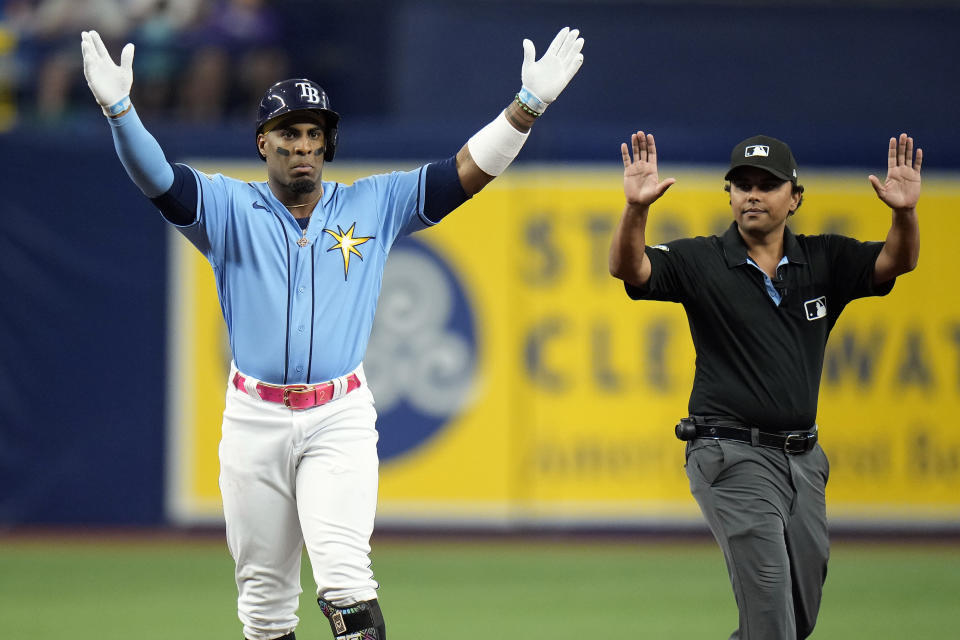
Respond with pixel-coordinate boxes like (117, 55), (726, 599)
(80, 30), (135, 117)
(517, 26), (585, 116)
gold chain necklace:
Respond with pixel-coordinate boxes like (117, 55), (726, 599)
(289, 192), (322, 247)
(286, 193), (322, 209)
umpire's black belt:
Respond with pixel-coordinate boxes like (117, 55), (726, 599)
(675, 416), (817, 455)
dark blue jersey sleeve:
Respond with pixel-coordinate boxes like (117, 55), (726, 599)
(422, 155), (470, 223)
(150, 163), (198, 226)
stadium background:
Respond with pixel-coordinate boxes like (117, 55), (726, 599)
(1, 1), (959, 638)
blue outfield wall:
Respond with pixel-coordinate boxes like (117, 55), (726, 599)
(0, 1), (958, 525)
(0, 141), (167, 525)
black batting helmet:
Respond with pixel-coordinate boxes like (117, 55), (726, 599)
(255, 78), (340, 161)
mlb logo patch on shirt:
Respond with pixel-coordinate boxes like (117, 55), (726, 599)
(745, 145), (770, 157)
(804, 296), (827, 321)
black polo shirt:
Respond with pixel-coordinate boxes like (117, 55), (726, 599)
(626, 221), (894, 431)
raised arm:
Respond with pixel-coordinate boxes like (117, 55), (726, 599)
(608, 131), (676, 287)
(870, 133), (921, 284)
(80, 30), (174, 198)
(457, 27), (585, 195)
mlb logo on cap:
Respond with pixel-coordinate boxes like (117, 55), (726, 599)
(725, 134), (800, 184)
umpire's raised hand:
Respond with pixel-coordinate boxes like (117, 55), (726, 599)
(621, 130), (676, 208)
(869, 132), (923, 212)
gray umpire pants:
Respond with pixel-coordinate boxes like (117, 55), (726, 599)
(685, 437), (831, 640)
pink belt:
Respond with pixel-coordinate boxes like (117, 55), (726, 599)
(233, 371), (361, 410)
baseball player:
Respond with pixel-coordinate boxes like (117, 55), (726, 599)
(609, 131), (921, 639)
(80, 27), (584, 640)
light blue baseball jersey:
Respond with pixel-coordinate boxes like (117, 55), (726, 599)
(173, 167), (434, 385)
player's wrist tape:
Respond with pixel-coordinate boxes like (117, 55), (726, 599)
(103, 95), (131, 118)
(466, 110), (530, 176)
(516, 86), (548, 116)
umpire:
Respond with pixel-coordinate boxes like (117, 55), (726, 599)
(608, 131), (921, 639)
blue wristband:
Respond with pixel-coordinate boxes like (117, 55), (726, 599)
(105, 96), (131, 117)
(517, 86), (548, 115)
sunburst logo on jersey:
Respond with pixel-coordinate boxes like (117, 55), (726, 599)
(323, 223), (374, 280)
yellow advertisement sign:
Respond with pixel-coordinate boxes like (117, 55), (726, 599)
(166, 164), (960, 526)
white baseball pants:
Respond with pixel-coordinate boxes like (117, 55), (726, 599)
(218, 364), (380, 640)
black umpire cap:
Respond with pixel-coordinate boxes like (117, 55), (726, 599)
(725, 135), (799, 184)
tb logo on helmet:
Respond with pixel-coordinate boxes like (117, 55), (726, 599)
(255, 78), (341, 161)
(295, 81), (322, 104)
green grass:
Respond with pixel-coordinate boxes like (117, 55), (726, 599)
(0, 534), (957, 639)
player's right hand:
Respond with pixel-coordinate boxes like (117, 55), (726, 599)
(80, 30), (134, 116)
(622, 131), (676, 208)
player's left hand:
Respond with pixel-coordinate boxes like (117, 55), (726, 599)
(521, 26), (585, 105)
(869, 133), (922, 211)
